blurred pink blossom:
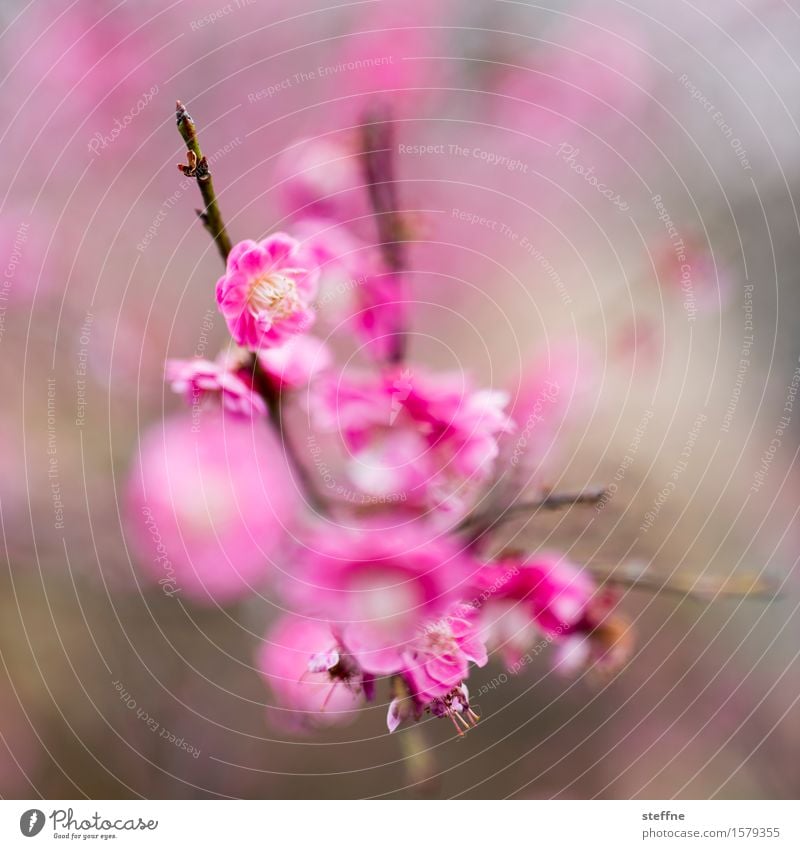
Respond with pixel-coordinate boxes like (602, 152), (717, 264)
(403, 602), (488, 702)
(258, 616), (364, 732)
(310, 367), (513, 511)
(275, 137), (365, 222)
(475, 554), (595, 668)
(126, 409), (298, 603)
(165, 355), (266, 418)
(284, 522), (475, 674)
(257, 334), (332, 389)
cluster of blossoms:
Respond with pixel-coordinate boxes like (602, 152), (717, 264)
(127, 105), (632, 738)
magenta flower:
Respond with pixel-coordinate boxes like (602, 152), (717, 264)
(310, 367), (513, 512)
(165, 355), (266, 418)
(126, 409), (299, 603)
(478, 554), (593, 634)
(284, 522), (475, 674)
(258, 616), (365, 732)
(257, 334), (332, 389)
(474, 555), (594, 668)
(403, 603), (488, 701)
(215, 234), (318, 350)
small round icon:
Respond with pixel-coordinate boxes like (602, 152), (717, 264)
(19, 809), (45, 837)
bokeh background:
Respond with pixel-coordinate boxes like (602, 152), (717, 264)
(1, 0), (799, 798)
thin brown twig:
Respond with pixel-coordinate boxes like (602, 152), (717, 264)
(458, 485), (608, 539)
(175, 101), (232, 262)
(175, 100), (324, 512)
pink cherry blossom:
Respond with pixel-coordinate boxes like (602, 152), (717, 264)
(257, 616), (365, 732)
(165, 355), (266, 418)
(215, 234), (318, 350)
(477, 554), (594, 634)
(403, 603), (488, 702)
(257, 334), (332, 389)
(310, 367), (513, 512)
(284, 522), (476, 674)
(474, 554), (594, 668)
(291, 217), (404, 358)
(126, 409), (298, 603)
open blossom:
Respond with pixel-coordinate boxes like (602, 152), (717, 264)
(387, 603), (487, 735)
(310, 367), (514, 512)
(165, 355), (266, 418)
(257, 334), (332, 389)
(215, 234), (318, 350)
(403, 603), (488, 701)
(284, 522), (475, 674)
(258, 616), (366, 732)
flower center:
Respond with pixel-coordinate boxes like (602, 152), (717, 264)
(248, 272), (301, 321)
(422, 627), (458, 655)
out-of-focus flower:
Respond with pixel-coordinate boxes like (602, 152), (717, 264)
(328, 0), (458, 119)
(165, 354), (266, 418)
(475, 554), (595, 668)
(293, 216), (378, 291)
(477, 554), (594, 633)
(275, 137), (365, 221)
(284, 522), (475, 674)
(292, 216), (405, 355)
(495, 8), (651, 144)
(257, 616), (365, 732)
(310, 367), (513, 512)
(215, 234), (318, 350)
(552, 591), (634, 678)
(126, 409), (298, 603)
(403, 603), (488, 701)
(257, 334), (332, 389)
(499, 343), (596, 502)
(346, 273), (407, 360)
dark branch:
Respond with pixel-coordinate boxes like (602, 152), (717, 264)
(176, 100), (232, 262)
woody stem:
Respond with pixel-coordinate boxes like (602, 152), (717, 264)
(175, 100), (325, 512)
(458, 485), (609, 540)
(391, 676), (438, 796)
(175, 101), (232, 262)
